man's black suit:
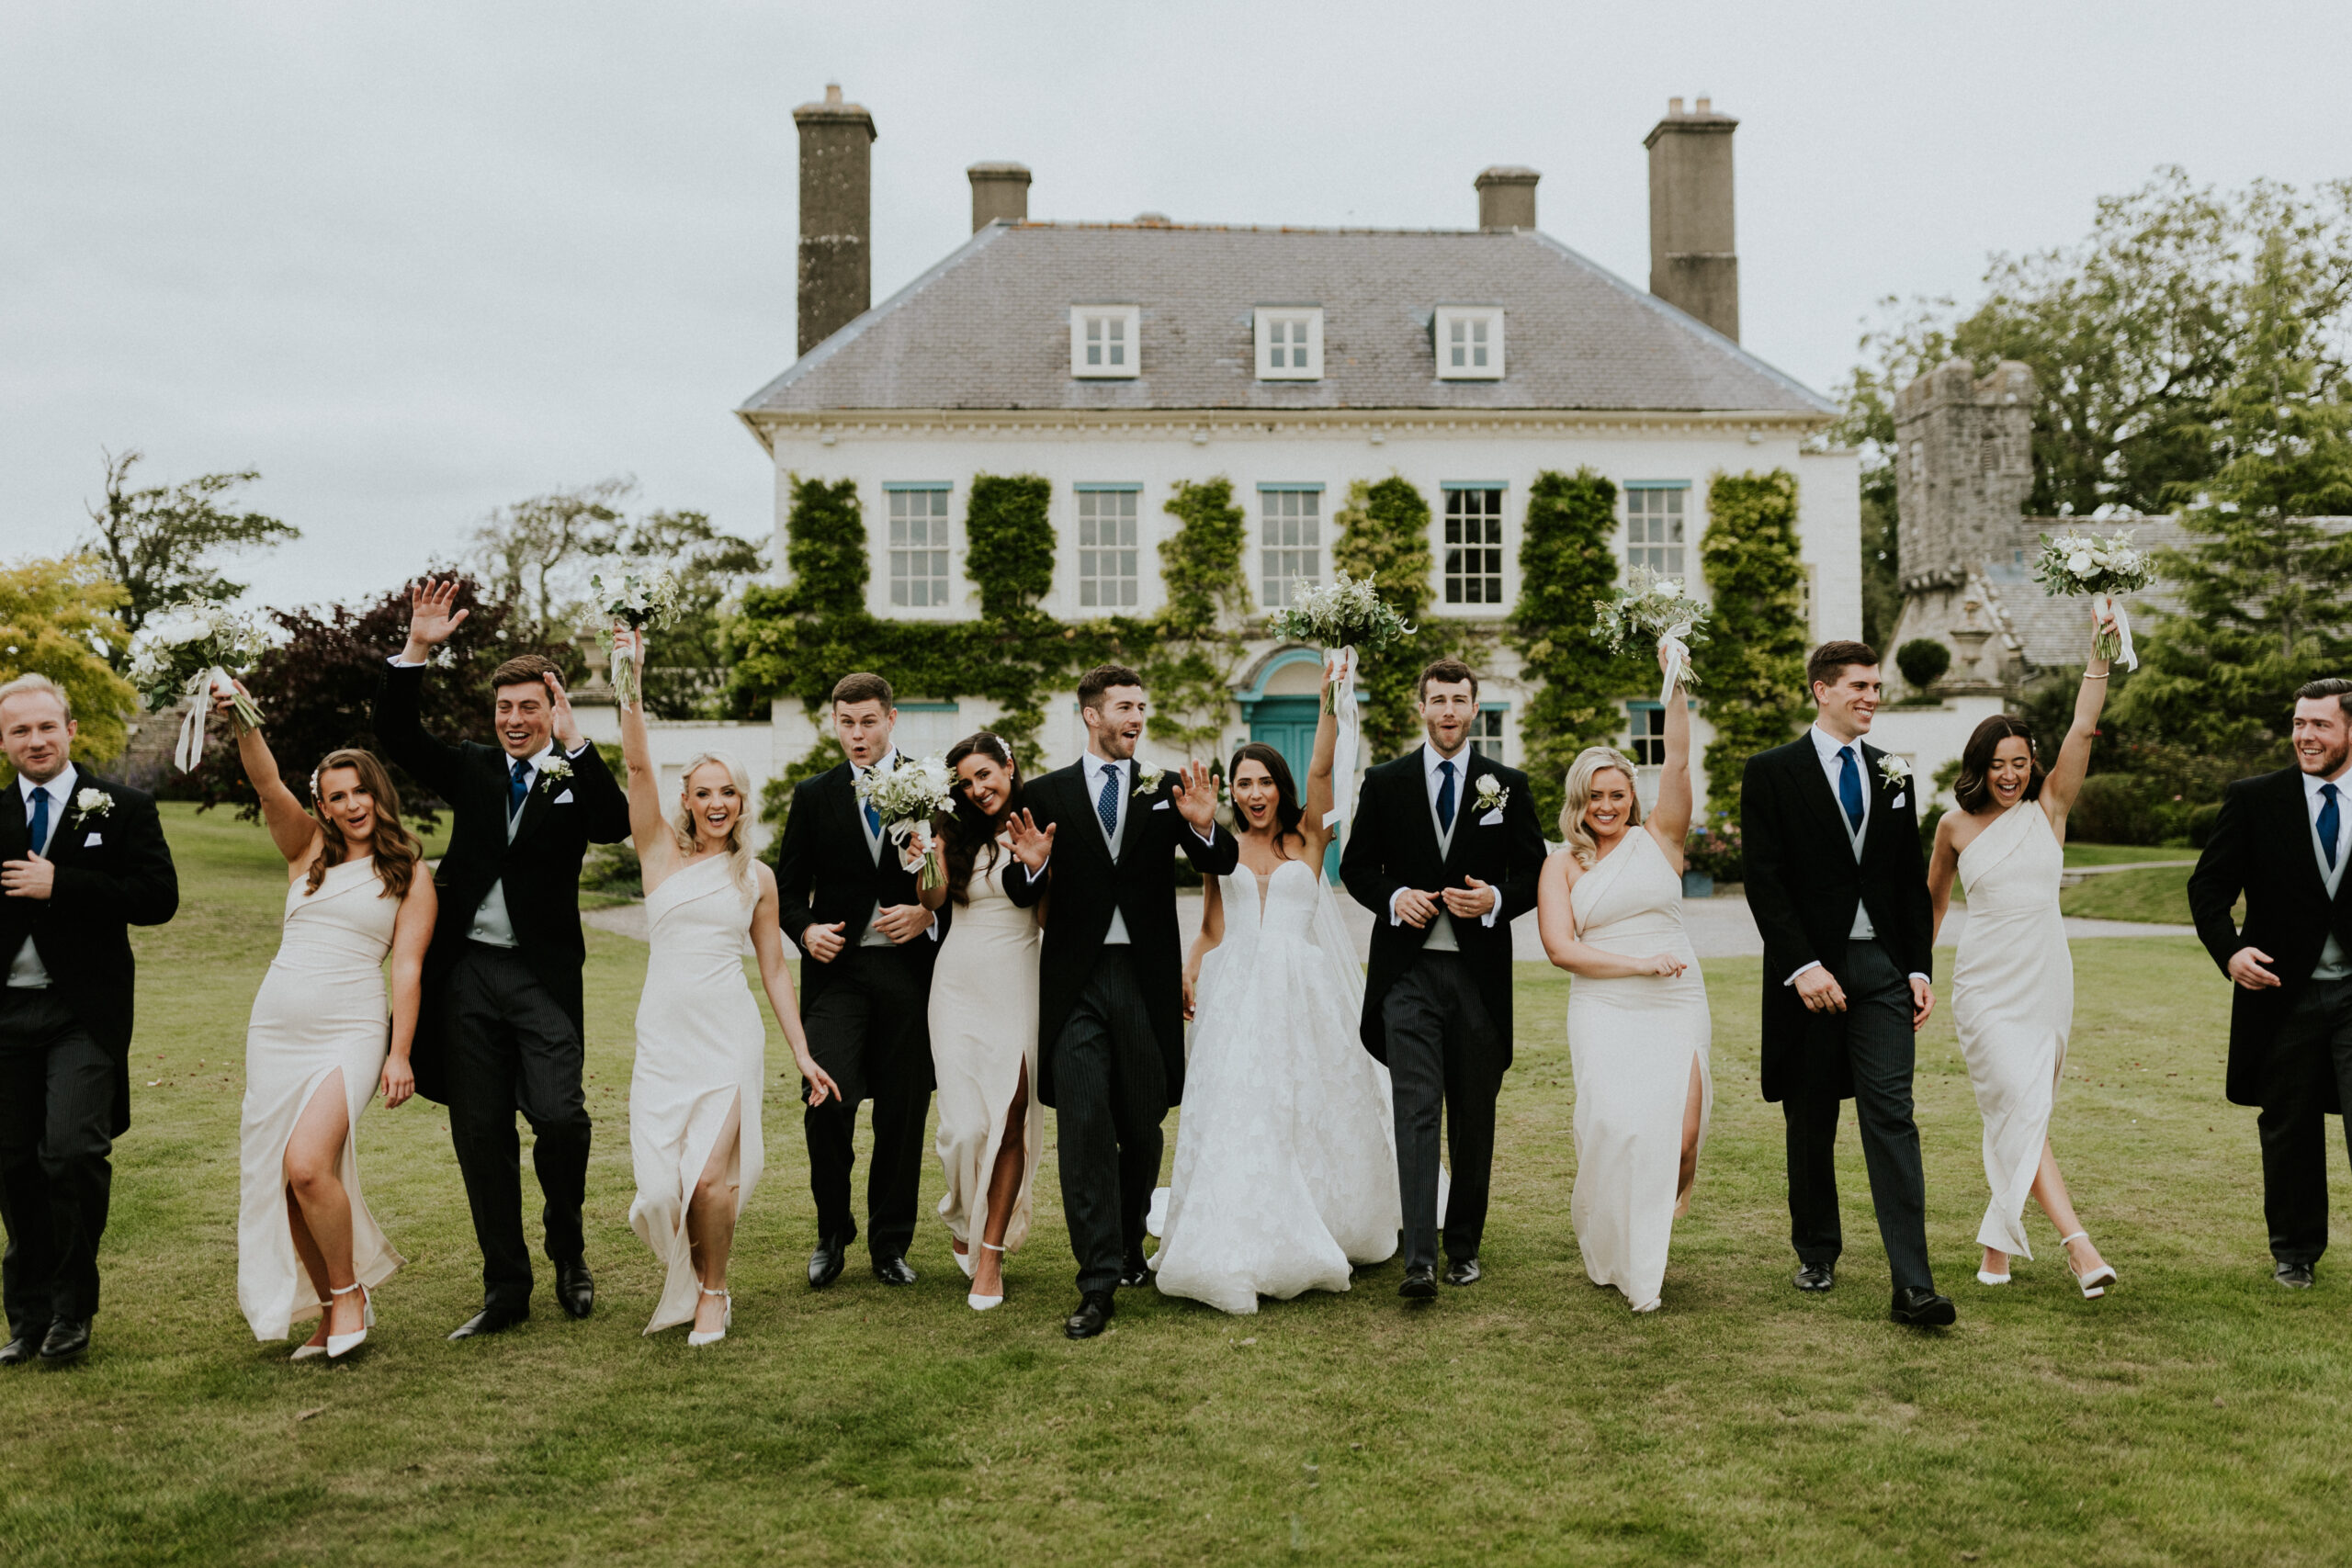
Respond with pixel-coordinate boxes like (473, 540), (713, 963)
(2188, 766), (2352, 1265)
(374, 663), (630, 1313)
(1741, 732), (1936, 1291)
(773, 759), (944, 1263)
(0, 770), (177, 1342)
(1340, 746), (1544, 1270)
(1003, 758), (1238, 1294)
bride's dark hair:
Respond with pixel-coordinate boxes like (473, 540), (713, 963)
(940, 730), (1023, 904)
(1952, 714), (2045, 813)
(1227, 742), (1306, 860)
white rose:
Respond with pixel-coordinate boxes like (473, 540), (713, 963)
(2068, 551), (2095, 577)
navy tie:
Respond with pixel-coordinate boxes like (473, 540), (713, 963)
(509, 758), (530, 820)
(1436, 759), (1457, 833)
(2323, 783), (2341, 873)
(1097, 764), (1122, 839)
(27, 787), (51, 858)
(1838, 746), (1865, 836)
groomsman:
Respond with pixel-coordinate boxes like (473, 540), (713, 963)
(2188, 677), (2352, 1288)
(1742, 640), (1952, 1325)
(374, 581), (632, 1339)
(774, 673), (943, 1289)
(0, 674), (178, 1365)
(1340, 659), (1545, 1298)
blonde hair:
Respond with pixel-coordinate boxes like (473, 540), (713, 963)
(1559, 745), (1645, 867)
(0, 673), (71, 722)
(672, 750), (756, 893)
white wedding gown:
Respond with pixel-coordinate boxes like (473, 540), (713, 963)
(1153, 858), (1405, 1314)
(1566, 829), (1712, 1314)
(1952, 800), (2072, 1258)
(628, 855), (766, 1334)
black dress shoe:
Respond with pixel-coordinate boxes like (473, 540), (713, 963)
(872, 1254), (918, 1287)
(555, 1260), (595, 1319)
(0, 1336), (35, 1366)
(1399, 1264), (1439, 1299)
(1118, 1250), (1151, 1289)
(447, 1304), (529, 1341)
(38, 1317), (90, 1363)
(808, 1235), (850, 1290)
(2276, 1260), (2317, 1289)
(1443, 1257), (1482, 1287)
(1890, 1286), (1957, 1326)
(1793, 1262), (1836, 1292)
(1064, 1291), (1115, 1339)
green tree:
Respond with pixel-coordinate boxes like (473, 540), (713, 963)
(607, 508), (763, 718)
(1144, 479), (1251, 758)
(962, 473), (1061, 762)
(469, 476), (634, 638)
(1331, 476), (1438, 761)
(1693, 469), (1808, 828)
(1509, 468), (1635, 826)
(0, 555), (139, 768)
(82, 448), (298, 668)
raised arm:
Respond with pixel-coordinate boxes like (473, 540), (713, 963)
(749, 863), (840, 1104)
(1002, 803), (1057, 910)
(216, 685), (322, 869)
(613, 631), (676, 876)
(371, 579), (469, 801)
(2039, 632), (2113, 821)
(1647, 652), (1694, 864)
(544, 672), (630, 845)
(1299, 659), (1343, 863)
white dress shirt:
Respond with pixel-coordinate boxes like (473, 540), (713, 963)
(1387, 742), (1499, 953)
(7, 765), (76, 989)
(1784, 725), (1928, 989)
(2305, 764), (2352, 979)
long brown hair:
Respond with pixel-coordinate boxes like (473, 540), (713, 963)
(940, 731), (1023, 904)
(1952, 715), (2045, 813)
(1227, 741), (1306, 860)
(306, 748), (423, 900)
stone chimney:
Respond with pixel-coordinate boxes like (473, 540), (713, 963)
(967, 163), (1031, 231)
(794, 83), (876, 355)
(1644, 96), (1739, 341)
(1475, 166), (1540, 231)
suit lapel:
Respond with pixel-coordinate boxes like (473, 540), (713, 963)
(507, 756), (558, 849)
(1069, 765), (1115, 875)
(835, 764), (880, 867)
(1440, 751), (1481, 880)
(2283, 770), (2335, 906)
(1790, 739), (1855, 853)
(0, 781), (27, 863)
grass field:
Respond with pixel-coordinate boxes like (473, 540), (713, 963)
(3, 807), (2347, 1566)
(2061, 863), (2202, 925)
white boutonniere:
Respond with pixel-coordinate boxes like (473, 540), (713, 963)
(1133, 767), (1171, 801)
(539, 757), (575, 791)
(1472, 773), (1509, 815)
(1876, 753), (1911, 786)
(71, 787), (115, 824)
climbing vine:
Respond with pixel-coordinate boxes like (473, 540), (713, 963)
(1143, 478), (1252, 757)
(1328, 475), (1489, 761)
(1692, 468), (1808, 829)
(1510, 468), (1639, 827)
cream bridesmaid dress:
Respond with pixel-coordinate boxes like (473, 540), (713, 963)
(1951, 799), (2073, 1259)
(926, 842), (1042, 1261)
(1565, 829), (1713, 1314)
(628, 855), (767, 1334)
(237, 857), (404, 1342)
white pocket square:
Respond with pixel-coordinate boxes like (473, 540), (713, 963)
(1478, 808), (1504, 826)
(1891, 792), (1906, 810)
(83, 831), (102, 846)
(1151, 798), (1170, 810)
(552, 790), (574, 805)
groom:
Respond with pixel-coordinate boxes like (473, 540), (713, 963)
(1002, 664), (1235, 1339)
(0, 675), (178, 1366)
(2188, 677), (2352, 1289)
(1340, 659), (1544, 1299)
(1742, 639), (1952, 1325)
(375, 580), (632, 1340)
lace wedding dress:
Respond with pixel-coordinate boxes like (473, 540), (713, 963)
(1152, 857), (1405, 1314)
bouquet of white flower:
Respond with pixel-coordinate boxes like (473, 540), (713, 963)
(2029, 529), (2154, 668)
(1592, 568), (1710, 704)
(590, 567), (685, 709)
(127, 604), (273, 772)
(1269, 572), (1416, 841)
(854, 753), (956, 892)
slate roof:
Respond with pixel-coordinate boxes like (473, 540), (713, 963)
(740, 221), (1835, 418)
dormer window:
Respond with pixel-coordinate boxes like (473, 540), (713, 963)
(1254, 307), (1323, 380)
(1434, 306), (1504, 379)
(1071, 306), (1140, 378)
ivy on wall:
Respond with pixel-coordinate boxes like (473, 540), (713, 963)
(1510, 468), (1638, 827)
(1692, 468), (1809, 829)
(1329, 475), (1488, 762)
(1143, 478), (1252, 757)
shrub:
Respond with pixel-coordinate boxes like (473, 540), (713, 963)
(579, 840), (641, 897)
(2067, 773), (2164, 845)
(1919, 802), (1946, 860)
(1684, 822), (1745, 883)
(2188, 800), (2224, 847)
(1895, 638), (1951, 691)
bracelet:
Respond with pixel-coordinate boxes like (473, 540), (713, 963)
(2081, 672), (2109, 681)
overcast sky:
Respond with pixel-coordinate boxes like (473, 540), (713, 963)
(6, 0), (2348, 611)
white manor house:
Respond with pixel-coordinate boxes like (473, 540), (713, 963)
(595, 85), (1891, 836)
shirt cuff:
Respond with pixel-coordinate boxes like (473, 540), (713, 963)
(1480, 899), (1499, 928)
(1784, 960), (1822, 987)
(1188, 822), (1216, 847)
(565, 740), (591, 759)
(388, 655), (424, 669)
(1907, 972), (1929, 985)
(1388, 887), (1407, 926)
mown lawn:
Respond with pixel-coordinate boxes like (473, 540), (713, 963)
(2, 807), (2345, 1566)
(2061, 863), (2202, 925)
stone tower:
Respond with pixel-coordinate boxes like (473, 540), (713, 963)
(1886, 358), (2037, 693)
(1644, 97), (1739, 342)
(794, 84), (877, 355)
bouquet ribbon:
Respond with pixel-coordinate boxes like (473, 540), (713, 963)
(2094, 593), (2138, 671)
(1658, 623), (1693, 705)
(173, 667), (235, 773)
(888, 819), (944, 892)
(1324, 646), (1361, 840)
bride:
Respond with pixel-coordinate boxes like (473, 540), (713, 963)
(1156, 657), (1406, 1314)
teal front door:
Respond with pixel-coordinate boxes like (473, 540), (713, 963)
(1248, 695), (1340, 880)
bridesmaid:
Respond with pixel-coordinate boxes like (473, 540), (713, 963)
(224, 692), (433, 1359)
(1534, 649), (1711, 1313)
(913, 732), (1045, 1312)
(1928, 624), (2119, 1298)
(615, 631), (835, 1345)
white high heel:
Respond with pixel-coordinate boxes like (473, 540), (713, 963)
(954, 1242), (975, 1280)
(687, 1286), (731, 1347)
(2061, 1232), (2116, 1298)
(968, 1242), (1006, 1312)
(325, 1282), (369, 1359)
(290, 1338), (326, 1362)
(1976, 1250), (2011, 1287)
